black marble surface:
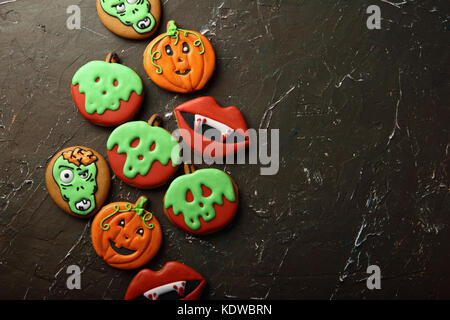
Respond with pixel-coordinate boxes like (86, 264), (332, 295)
(0, 0), (448, 299)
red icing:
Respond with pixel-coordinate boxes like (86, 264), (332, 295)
(71, 84), (143, 127)
(174, 96), (250, 157)
(107, 144), (179, 189)
(124, 261), (206, 300)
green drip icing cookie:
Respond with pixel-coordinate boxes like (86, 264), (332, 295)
(72, 61), (143, 115)
(107, 121), (181, 179)
(164, 169), (236, 230)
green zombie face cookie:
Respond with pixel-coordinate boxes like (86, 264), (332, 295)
(100, 0), (158, 35)
(52, 148), (98, 216)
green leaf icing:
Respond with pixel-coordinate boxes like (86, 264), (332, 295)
(100, 0), (156, 34)
(100, 196), (154, 231)
(107, 121), (181, 179)
(164, 169), (236, 230)
(72, 61), (143, 115)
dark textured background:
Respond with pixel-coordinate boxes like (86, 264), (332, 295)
(0, 0), (448, 300)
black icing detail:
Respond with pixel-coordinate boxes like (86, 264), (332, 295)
(109, 240), (136, 256)
(175, 69), (191, 76)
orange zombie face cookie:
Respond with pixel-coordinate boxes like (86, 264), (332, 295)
(91, 196), (162, 270)
(45, 146), (110, 218)
(143, 21), (216, 93)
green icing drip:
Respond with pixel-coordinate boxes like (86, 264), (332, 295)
(164, 169), (236, 230)
(72, 60), (143, 115)
(107, 121), (181, 179)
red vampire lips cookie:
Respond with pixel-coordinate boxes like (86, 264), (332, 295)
(174, 96), (250, 158)
(124, 261), (206, 300)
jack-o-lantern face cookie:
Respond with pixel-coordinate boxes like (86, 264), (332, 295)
(96, 0), (161, 39)
(124, 261), (207, 300)
(91, 196), (162, 270)
(71, 53), (144, 127)
(106, 114), (181, 189)
(45, 146), (110, 218)
(163, 164), (238, 235)
(143, 21), (216, 93)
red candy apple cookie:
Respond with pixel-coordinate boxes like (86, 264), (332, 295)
(91, 196), (162, 270)
(71, 53), (144, 127)
(174, 96), (250, 158)
(143, 20), (215, 93)
(124, 261), (207, 300)
(106, 114), (181, 189)
(163, 164), (239, 235)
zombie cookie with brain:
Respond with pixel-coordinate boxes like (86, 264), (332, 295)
(97, 0), (161, 39)
(45, 146), (111, 218)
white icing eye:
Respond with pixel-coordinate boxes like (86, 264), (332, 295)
(126, 0), (137, 4)
(79, 170), (89, 179)
(137, 17), (151, 29)
(60, 170), (74, 183)
(116, 3), (125, 13)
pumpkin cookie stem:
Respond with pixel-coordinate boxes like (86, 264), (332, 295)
(106, 52), (120, 64)
(148, 114), (162, 127)
(134, 196), (148, 211)
(183, 163), (196, 175)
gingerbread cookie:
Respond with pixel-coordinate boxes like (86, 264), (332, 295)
(174, 96), (250, 158)
(106, 114), (181, 189)
(96, 0), (161, 40)
(124, 261), (207, 300)
(45, 146), (110, 218)
(91, 196), (162, 270)
(143, 20), (216, 93)
(71, 53), (144, 127)
(163, 164), (238, 235)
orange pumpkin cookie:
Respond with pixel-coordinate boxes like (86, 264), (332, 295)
(45, 146), (110, 218)
(91, 196), (162, 269)
(143, 21), (216, 93)
(96, 0), (161, 40)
